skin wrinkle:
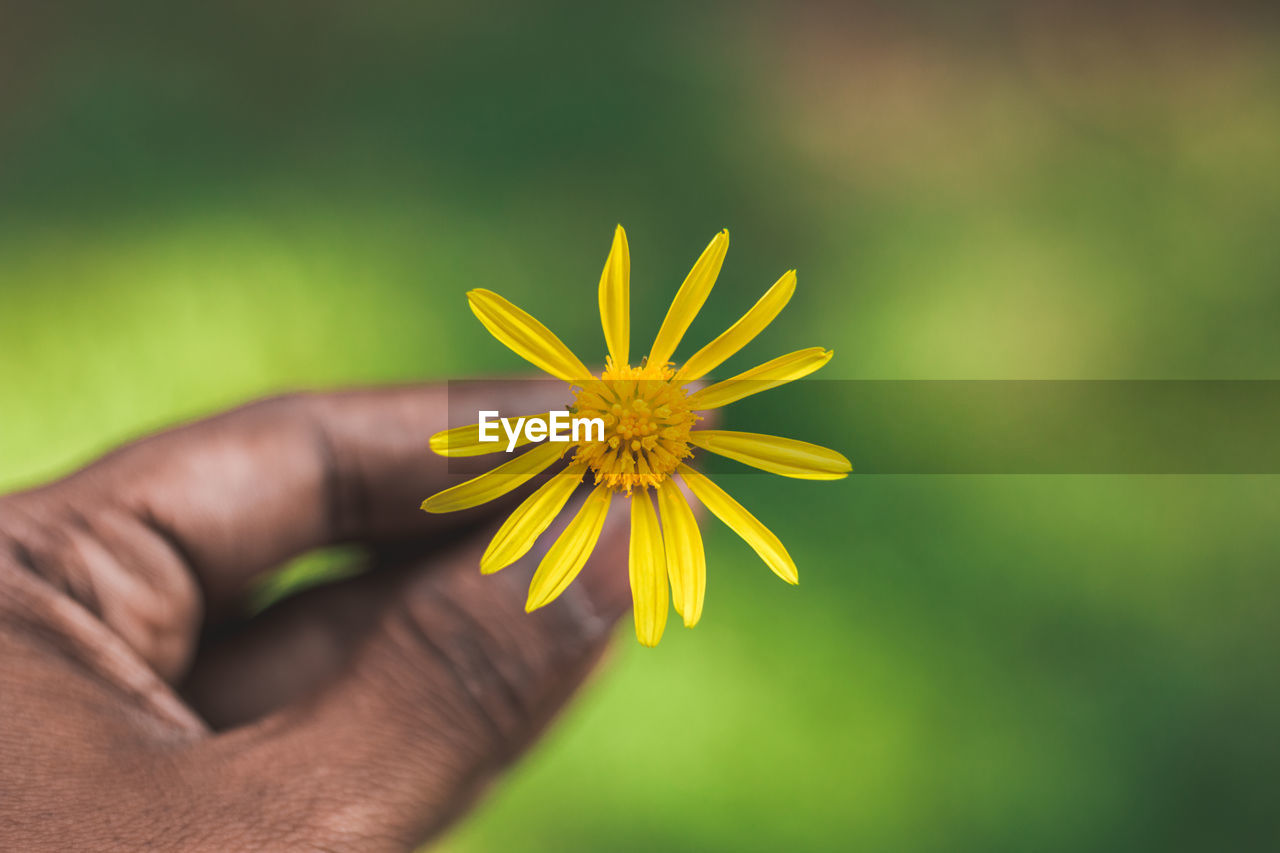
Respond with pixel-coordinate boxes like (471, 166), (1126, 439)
(308, 397), (362, 545)
(132, 500), (208, 629)
(411, 518), (594, 731)
(61, 510), (195, 681)
(2, 502), (100, 616)
(0, 560), (208, 739)
(5, 491), (202, 683)
(421, 586), (537, 733)
(389, 605), (511, 750)
(57, 515), (109, 625)
(312, 648), (491, 808)
(416, 604), (540, 757)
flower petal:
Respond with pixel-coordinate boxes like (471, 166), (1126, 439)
(656, 477), (705, 627)
(420, 441), (565, 514)
(688, 430), (851, 480)
(429, 413), (554, 457)
(468, 289), (592, 382)
(685, 347), (832, 410)
(481, 463), (587, 573)
(629, 489), (669, 646)
(675, 270), (795, 382)
(647, 229), (729, 368)
(526, 484), (612, 610)
(677, 464), (797, 584)
(599, 224), (630, 369)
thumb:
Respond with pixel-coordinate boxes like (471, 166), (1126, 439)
(198, 493), (632, 851)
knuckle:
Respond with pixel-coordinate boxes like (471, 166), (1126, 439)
(3, 519), (99, 614)
(0, 502), (200, 680)
(381, 566), (612, 755)
(388, 594), (536, 751)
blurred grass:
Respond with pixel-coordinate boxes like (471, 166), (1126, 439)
(1, 2), (1278, 851)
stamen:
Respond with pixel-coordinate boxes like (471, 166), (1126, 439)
(569, 360), (698, 493)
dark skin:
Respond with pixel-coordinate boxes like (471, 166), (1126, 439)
(0, 383), (643, 851)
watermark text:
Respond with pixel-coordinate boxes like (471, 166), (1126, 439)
(477, 410), (605, 452)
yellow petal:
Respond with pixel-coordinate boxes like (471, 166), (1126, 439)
(688, 430), (851, 480)
(467, 289), (592, 382)
(675, 270), (795, 382)
(526, 484), (612, 610)
(481, 463), (587, 573)
(429, 413), (553, 457)
(599, 225), (630, 369)
(685, 347), (832, 410)
(677, 464), (797, 584)
(647, 229), (729, 368)
(420, 442), (565, 514)
(629, 490), (669, 646)
(656, 477), (706, 627)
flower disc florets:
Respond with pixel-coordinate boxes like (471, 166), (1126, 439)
(570, 358), (698, 493)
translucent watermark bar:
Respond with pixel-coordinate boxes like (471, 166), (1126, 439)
(442, 379), (1280, 475)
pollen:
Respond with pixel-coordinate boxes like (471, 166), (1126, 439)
(569, 358), (698, 493)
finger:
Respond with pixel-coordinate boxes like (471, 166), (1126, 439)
(181, 400), (722, 720)
(179, 483), (618, 729)
(179, 557), (395, 729)
(193, 489), (631, 850)
(21, 380), (571, 611)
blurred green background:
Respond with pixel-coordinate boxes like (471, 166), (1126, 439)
(2, 2), (1279, 850)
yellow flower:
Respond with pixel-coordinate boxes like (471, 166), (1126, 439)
(422, 226), (850, 646)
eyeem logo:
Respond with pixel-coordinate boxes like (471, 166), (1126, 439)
(477, 410), (605, 452)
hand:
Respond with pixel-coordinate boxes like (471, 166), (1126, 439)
(0, 384), (633, 851)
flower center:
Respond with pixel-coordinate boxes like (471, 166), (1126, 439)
(570, 360), (698, 493)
